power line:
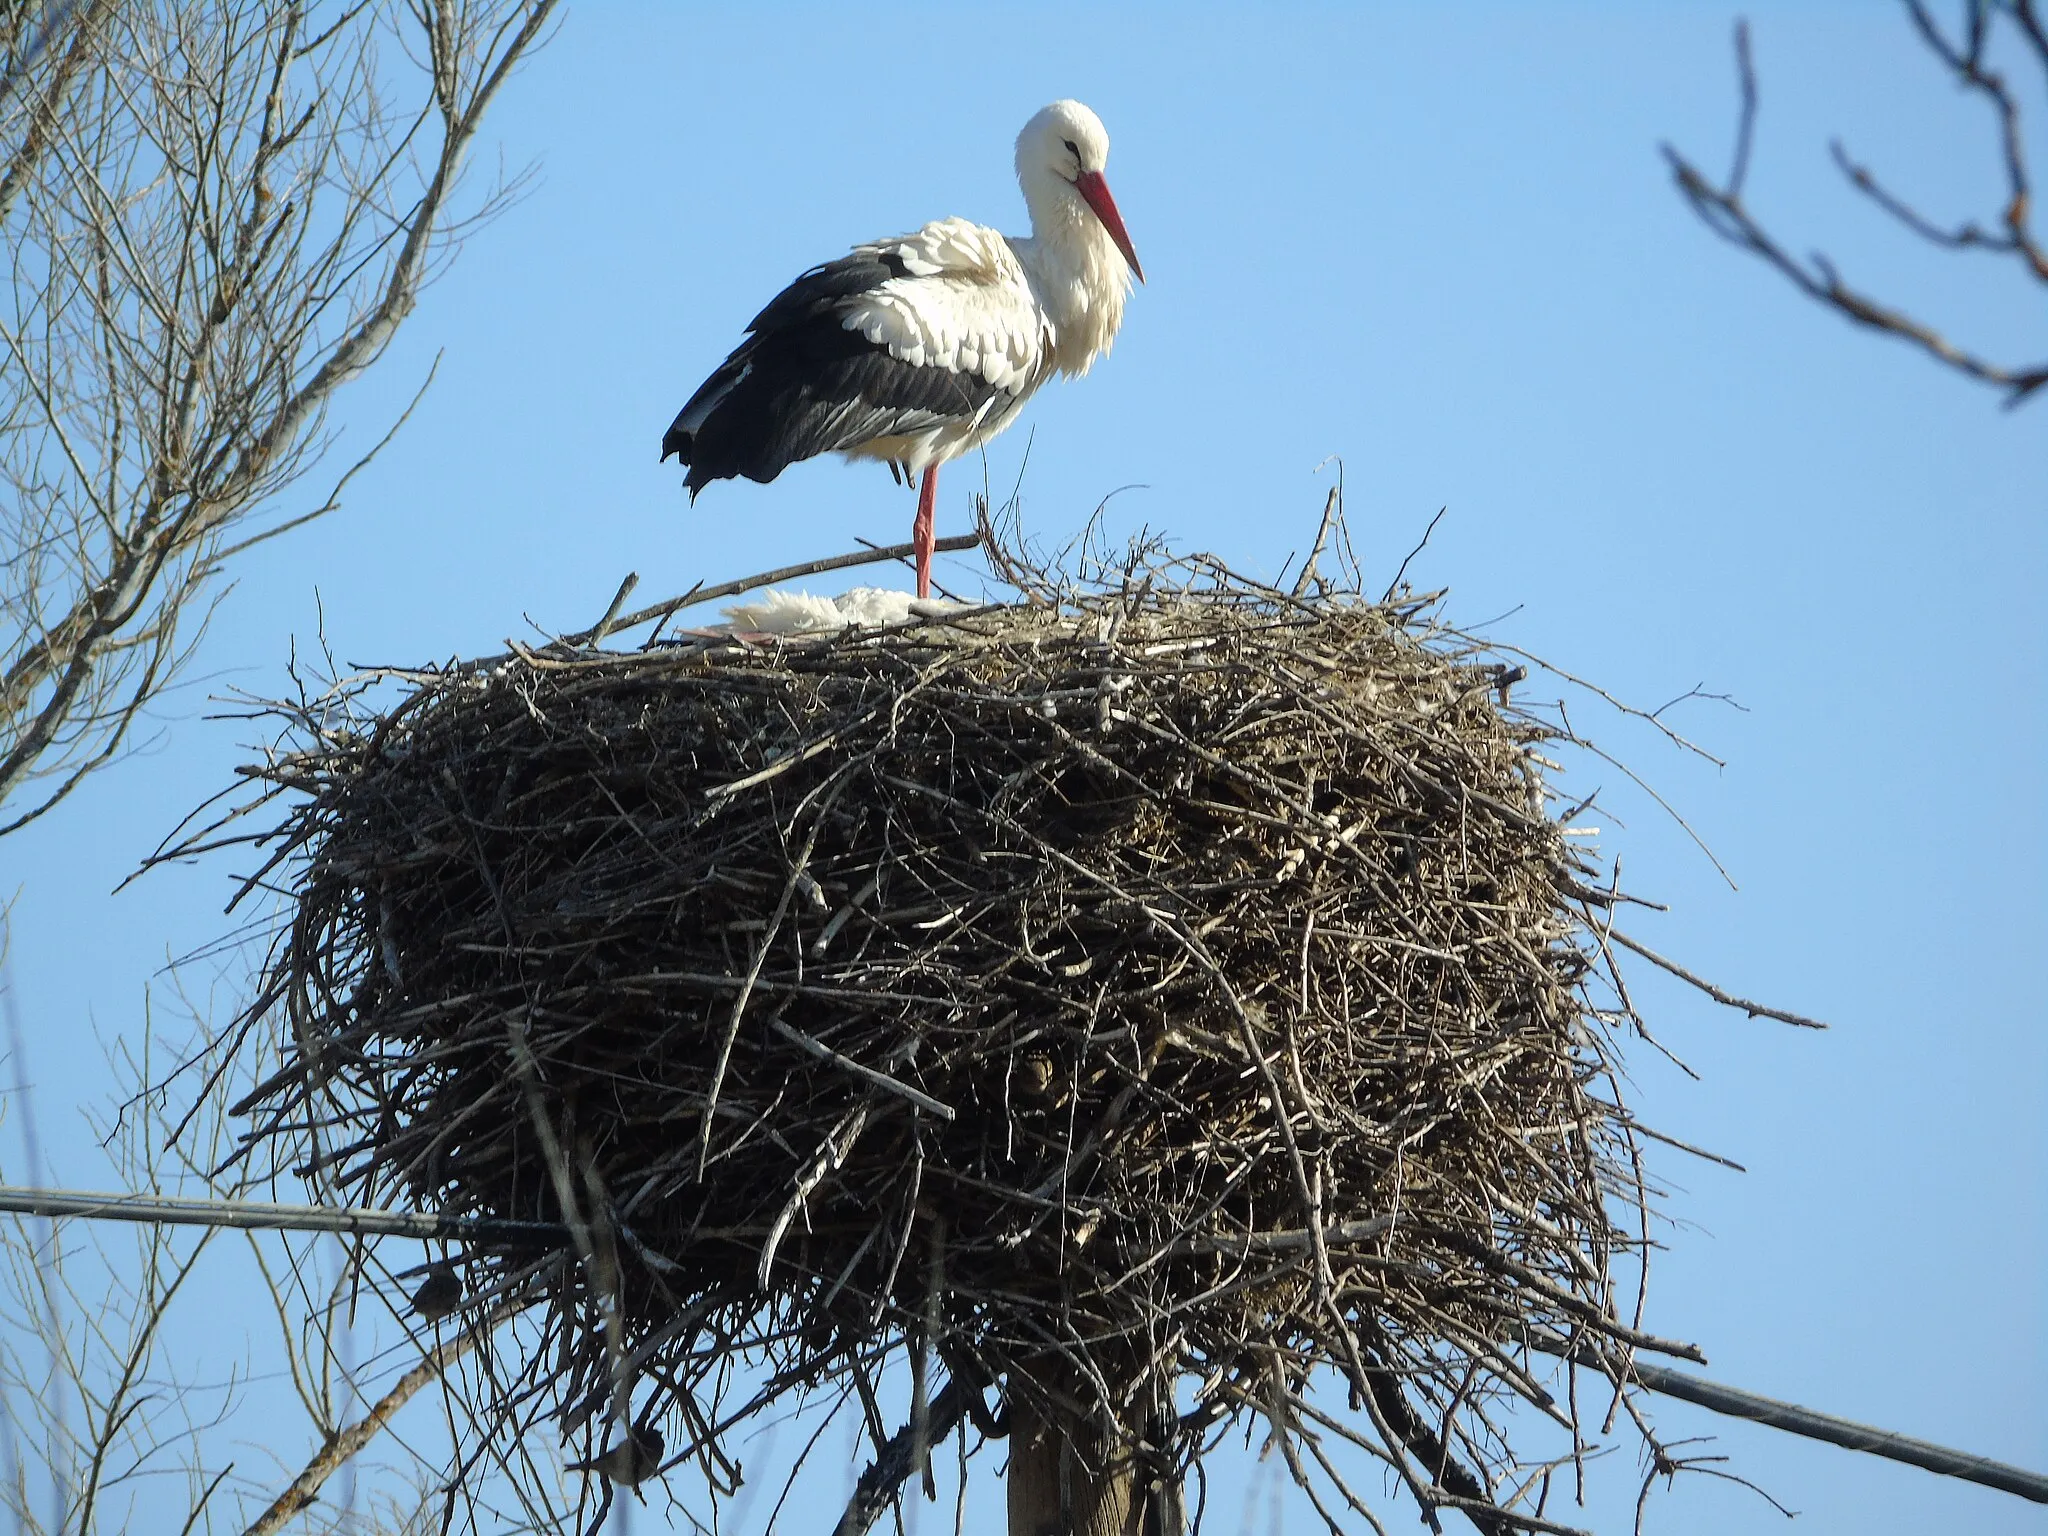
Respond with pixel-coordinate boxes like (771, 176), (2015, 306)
(0, 1184), (2040, 1506)
(1629, 1358), (2047, 1504)
(1522, 1332), (2047, 1505)
(0, 1184), (564, 1246)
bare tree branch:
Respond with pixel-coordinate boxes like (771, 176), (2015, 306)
(0, 0), (120, 223)
(1665, 7), (2048, 406)
(0, 0), (560, 833)
(0, 941), (565, 1535)
(240, 1300), (513, 1536)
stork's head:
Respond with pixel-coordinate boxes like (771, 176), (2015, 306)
(1017, 100), (1143, 283)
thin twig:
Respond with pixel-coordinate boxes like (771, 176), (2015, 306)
(1605, 931), (1828, 1029)
(557, 532), (986, 647)
(241, 1300), (520, 1536)
(1665, 15), (2048, 405)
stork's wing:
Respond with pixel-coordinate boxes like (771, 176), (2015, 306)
(834, 219), (1045, 392)
(664, 219), (1049, 490)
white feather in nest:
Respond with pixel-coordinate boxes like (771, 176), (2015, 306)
(719, 587), (963, 636)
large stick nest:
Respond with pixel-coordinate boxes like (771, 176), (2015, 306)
(199, 532), (1760, 1534)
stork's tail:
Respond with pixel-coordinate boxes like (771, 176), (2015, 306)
(662, 351), (753, 494)
(659, 423), (708, 501)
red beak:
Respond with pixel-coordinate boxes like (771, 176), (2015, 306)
(1075, 169), (1144, 283)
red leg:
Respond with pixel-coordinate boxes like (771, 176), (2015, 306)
(913, 463), (938, 600)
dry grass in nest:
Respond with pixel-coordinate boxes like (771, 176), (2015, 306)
(185, 522), (1805, 1535)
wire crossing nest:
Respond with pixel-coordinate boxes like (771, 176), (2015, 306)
(205, 539), (1776, 1533)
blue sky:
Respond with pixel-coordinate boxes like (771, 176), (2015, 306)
(3, 4), (2042, 1533)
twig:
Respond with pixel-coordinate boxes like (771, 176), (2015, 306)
(1605, 930), (1828, 1029)
(1383, 506), (1447, 602)
(1291, 486), (1342, 599)
(830, 1379), (974, 1536)
(557, 533), (986, 647)
(1664, 16), (2048, 405)
(1166, 1215), (1393, 1258)
(586, 572), (640, 647)
(241, 1300), (519, 1536)
(769, 1020), (955, 1121)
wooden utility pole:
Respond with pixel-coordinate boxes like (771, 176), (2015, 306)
(1006, 1375), (1180, 1536)
(1006, 1397), (1135, 1536)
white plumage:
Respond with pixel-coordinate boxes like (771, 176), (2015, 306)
(662, 100), (1143, 599)
(719, 586), (960, 636)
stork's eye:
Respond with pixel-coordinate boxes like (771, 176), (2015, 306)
(1062, 138), (1080, 160)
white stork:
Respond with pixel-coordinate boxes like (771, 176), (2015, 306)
(660, 100), (1143, 599)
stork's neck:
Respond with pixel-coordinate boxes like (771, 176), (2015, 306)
(1015, 176), (1131, 379)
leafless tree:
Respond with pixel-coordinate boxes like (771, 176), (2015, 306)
(0, 956), (547, 1535)
(1666, 2), (2048, 406)
(0, 0), (559, 837)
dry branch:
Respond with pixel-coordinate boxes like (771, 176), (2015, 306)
(1666, 10), (2048, 406)
(241, 1300), (516, 1536)
(0, 0), (559, 835)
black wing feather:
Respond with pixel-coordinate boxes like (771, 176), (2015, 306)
(662, 250), (1006, 493)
